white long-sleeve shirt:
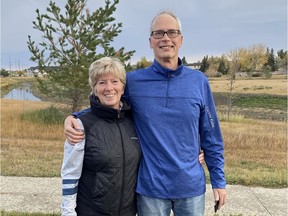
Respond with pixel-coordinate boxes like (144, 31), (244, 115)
(61, 119), (85, 216)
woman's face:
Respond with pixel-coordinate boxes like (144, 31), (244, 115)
(93, 73), (124, 109)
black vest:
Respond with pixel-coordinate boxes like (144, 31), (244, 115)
(76, 95), (141, 216)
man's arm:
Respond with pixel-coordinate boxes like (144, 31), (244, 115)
(64, 108), (90, 144)
(199, 78), (227, 210)
(64, 116), (85, 144)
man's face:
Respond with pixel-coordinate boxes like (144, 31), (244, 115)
(149, 14), (183, 63)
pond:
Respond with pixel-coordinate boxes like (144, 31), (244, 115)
(3, 83), (41, 101)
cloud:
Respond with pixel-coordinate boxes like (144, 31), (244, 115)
(1, 0), (287, 69)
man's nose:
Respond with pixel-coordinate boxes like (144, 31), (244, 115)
(162, 32), (170, 39)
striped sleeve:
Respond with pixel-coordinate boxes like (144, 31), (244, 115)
(61, 119), (85, 216)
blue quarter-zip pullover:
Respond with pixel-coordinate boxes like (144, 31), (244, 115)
(124, 58), (226, 199)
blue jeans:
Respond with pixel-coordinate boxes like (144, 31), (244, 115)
(137, 194), (205, 216)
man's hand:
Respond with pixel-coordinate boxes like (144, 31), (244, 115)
(213, 188), (227, 211)
(199, 150), (204, 164)
(64, 115), (85, 144)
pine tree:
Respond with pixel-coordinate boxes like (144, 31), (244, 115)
(277, 49), (288, 70)
(27, 0), (135, 112)
(181, 56), (188, 65)
(266, 48), (277, 71)
(218, 57), (228, 75)
(199, 55), (209, 73)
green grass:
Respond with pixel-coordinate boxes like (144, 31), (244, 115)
(20, 105), (70, 125)
(224, 161), (287, 188)
(232, 94), (287, 110)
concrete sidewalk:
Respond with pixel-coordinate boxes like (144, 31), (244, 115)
(0, 176), (287, 216)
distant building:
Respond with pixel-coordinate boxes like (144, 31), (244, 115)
(187, 62), (201, 70)
(26, 66), (58, 77)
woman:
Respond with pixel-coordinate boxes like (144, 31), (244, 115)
(61, 57), (142, 216)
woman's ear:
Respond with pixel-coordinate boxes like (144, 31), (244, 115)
(93, 88), (97, 96)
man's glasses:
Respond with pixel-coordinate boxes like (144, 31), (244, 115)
(150, 30), (181, 39)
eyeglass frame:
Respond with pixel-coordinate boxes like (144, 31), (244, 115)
(150, 29), (181, 39)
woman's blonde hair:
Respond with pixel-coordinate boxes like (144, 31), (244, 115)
(88, 57), (126, 90)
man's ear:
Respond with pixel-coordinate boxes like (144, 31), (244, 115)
(179, 35), (183, 47)
(149, 37), (153, 48)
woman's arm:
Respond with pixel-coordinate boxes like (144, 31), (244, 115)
(61, 119), (85, 215)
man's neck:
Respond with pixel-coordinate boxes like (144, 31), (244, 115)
(156, 57), (179, 70)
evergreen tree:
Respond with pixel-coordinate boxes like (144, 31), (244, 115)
(27, 0), (135, 112)
(266, 48), (277, 71)
(277, 49), (287, 59)
(125, 62), (136, 73)
(181, 56), (188, 65)
(1, 69), (9, 77)
(199, 55), (209, 73)
(218, 58), (228, 75)
(277, 49), (288, 69)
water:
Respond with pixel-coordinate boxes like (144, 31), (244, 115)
(3, 83), (41, 101)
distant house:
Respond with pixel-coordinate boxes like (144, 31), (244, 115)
(25, 67), (40, 76)
(187, 62), (201, 70)
(27, 66), (58, 77)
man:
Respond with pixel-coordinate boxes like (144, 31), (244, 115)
(65, 10), (227, 216)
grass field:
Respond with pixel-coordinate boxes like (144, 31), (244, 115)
(209, 74), (287, 95)
(1, 75), (287, 186)
(209, 74), (287, 121)
(1, 97), (287, 188)
(1, 99), (65, 177)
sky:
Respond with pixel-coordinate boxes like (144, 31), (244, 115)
(1, 0), (287, 70)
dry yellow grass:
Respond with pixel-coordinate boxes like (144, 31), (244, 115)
(209, 75), (287, 95)
(1, 138), (63, 176)
(0, 98), (287, 187)
(221, 120), (286, 151)
(1, 99), (64, 140)
(1, 99), (65, 176)
(220, 120), (287, 187)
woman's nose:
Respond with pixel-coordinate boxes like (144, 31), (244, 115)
(106, 81), (113, 90)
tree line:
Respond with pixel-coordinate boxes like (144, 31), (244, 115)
(2, 0), (286, 113)
(197, 45), (287, 78)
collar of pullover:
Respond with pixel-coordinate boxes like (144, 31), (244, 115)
(89, 94), (131, 122)
(152, 58), (183, 78)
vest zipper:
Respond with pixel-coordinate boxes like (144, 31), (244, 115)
(117, 118), (125, 215)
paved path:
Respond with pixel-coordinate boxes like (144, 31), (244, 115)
(1, 176), (287, 216)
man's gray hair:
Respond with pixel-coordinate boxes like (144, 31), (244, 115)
(150, 10), (182, 33)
